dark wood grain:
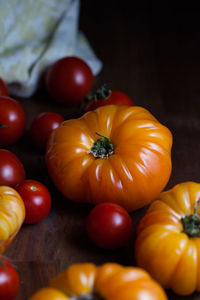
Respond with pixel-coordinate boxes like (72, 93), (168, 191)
(2, 2), (200, 299)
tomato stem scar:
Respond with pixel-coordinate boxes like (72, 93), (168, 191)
(89, 132), (114, 158)
(30, 186), (37, 191)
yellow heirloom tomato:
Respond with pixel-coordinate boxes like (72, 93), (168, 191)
(0, 186), (25, 254)
(46, 105), (172, 211)
(29, 262), (168, 300)
(135, 181), (200, 295)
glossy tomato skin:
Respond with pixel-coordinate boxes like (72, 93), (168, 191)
(0, 186), (25, 254)
(46, 105), (172, 212)
(135, 182), (200, 296)
(0, 149), (25, 187)
(0, 96), (26, 146)
(29, 288), (68, 300)
(46, 56), (94, 104)
(30, 263), (168, 300)
(0, 257), (20, 300)
(86, 203), (133, 249)
(84, 90), (133, 112)
(0, 78), (9, 96)
(15, 179), (51, 224)
(30, 112), (64, 151)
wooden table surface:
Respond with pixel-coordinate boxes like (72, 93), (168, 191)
(3, 2), (200, 299)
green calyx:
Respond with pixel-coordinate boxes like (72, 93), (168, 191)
(93, 85), (111, 101)
(89, 133), (114, 158)
(70, 293), (104, 300)
(181, 200), (200, 238)
(83, 85), (111, 107)
(0, 124), (9, 128)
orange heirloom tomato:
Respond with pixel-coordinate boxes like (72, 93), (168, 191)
(0, 186), (25, 254)
(29, 288), (68, 300)
(135, 181), (200, 296)
(46, 105), (172, 211)
(29, 262), (168, 300)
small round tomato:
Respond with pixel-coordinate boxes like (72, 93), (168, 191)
(0, 256), (20, 300)
(84, 85), (133, 112)
(86, 203), (133, 249)
(0, 149), (26, 187)
(30, 112), (64, 151)
(15, 179), (51, 224)
(0, 96), (26, 146)
(46, 56), (94, 104)
(0, 78), (9, 96)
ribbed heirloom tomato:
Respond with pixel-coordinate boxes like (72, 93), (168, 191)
(29, 262), (168, 300)
(0, 186), (25, 254)
(135, 182), (200, 296)
(46, 105), (172, 211)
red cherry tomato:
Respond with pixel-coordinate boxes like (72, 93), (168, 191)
(0, 96), (26, 146)
(86, 203), (133, 249)
(0, 149), (26, 187)
(15, 179), (51, 224)
(0, 78), (9, 96)
(46, 56), (94, 104)
(30, 112), (64, 151)
(84, 85), (133, 112)
(0, 256), (20, 300)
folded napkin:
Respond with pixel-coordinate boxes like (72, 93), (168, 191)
(0, 0), (102, 97)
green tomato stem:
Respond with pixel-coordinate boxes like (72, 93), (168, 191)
(0, 124), (9, 128)
(70, 292), (104, 300)
(89, 132), (114, 159)
(181, 199), (200, 237)
(93, 85), (111, 102)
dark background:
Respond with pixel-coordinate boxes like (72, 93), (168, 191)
(4, 1), (200, 299)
